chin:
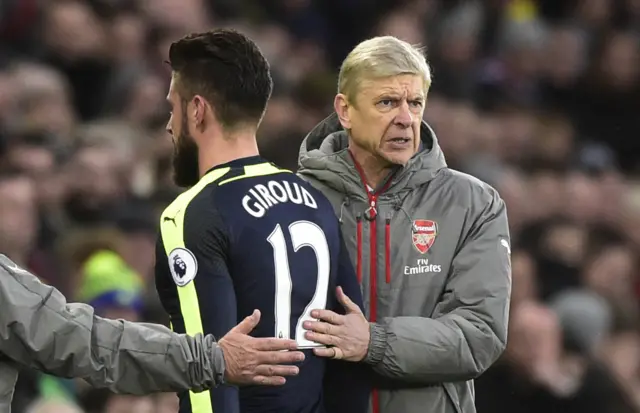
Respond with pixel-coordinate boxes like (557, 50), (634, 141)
(380, 151), (413, 166)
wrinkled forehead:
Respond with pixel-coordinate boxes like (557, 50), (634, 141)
(357, 74), (426, 100)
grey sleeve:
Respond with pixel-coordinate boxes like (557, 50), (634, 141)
(364, 191), (512, 383)
(0, 255), (225, 395)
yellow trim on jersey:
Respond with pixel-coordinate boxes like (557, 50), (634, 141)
(218, 162), (291, 185)
(159, 167), (230, 413)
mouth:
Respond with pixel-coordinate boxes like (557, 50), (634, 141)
(384, 136), (413, 151)
(389, 137), (411, 144)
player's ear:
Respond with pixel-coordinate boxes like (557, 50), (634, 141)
(334, 94), (351, 130)
(192, 95), (206, 129)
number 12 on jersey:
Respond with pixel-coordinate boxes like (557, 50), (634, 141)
(267, 221), (330, 348)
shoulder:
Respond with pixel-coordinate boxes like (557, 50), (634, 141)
(433, 168), (503, 209)
(294, 174), (329, 202)
(161, 168), (230, 224)
(293, 173), (341, 218)
(297, 172), (346, 211)
(160, 178), (227, 249)
(161, 183), (219, 225)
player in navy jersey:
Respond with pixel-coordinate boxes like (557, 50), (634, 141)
(154, 29), (370, 413)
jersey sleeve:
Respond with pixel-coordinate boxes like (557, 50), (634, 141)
(155, 192), (239, 413)
(322, 229), (370, 413)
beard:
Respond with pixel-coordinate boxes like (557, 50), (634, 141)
(172, 111), (200, 188)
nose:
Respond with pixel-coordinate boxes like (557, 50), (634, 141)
(394, 102), (413, 128)
(166, 118), (172, 135)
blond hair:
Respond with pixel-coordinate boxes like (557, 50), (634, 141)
(338, 36), (432, 101)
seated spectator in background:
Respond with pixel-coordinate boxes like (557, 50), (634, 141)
(56, 226), (133, 296)
(10, 62), (76, 140)
(476, 294), (636, 413)
(110, 200), (158, 283)
(597, 302), (640, 409)
(76, 249), (144, 320)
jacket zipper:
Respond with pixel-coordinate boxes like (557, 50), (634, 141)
(356, 215), (363, 283)
(365, 194), (380, 413)
(349, 151), (394, 413)
(385, 218), (391, 284)
(367, 197), (379, 323)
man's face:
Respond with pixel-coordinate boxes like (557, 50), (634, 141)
(166, 77), (200, 188)
(44, 1), (105, 58)
(339, 74), (425, 166)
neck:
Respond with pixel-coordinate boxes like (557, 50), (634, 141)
(198, 130), (260, 177)
(349, 144), (393, 189)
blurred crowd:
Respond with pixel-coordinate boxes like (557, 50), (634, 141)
(0, 0), (639, 412)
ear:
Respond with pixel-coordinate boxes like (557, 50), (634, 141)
(334, 94), (352, 130)
(192, 95), (207, 129)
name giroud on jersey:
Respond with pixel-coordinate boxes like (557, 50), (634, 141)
(242, 179), (317, 218)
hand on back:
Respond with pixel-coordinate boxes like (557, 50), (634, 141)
(219, 310), (305, 386)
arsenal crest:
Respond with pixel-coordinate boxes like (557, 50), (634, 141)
(412, 220), (437, 254)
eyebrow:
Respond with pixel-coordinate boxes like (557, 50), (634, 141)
(373, 93), (425, 101)
(374, 90), (399, 98)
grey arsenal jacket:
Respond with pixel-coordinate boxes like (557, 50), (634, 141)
(298, 114), (512, 413)
(0, 255), (225, 413)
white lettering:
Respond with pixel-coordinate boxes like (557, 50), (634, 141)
(415, 225), (435, 232)
(256, 184), (278, 206)
(301, 186), (317, 209)
(283, 181), (303, 204)
(242, 195), (265, 218)
(242, 180), (319, 218)
(249, 188), (269, 209)
(268, 181), (288, 202)
(403, 259), (442, 275)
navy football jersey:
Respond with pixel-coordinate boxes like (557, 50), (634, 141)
(155, 156), (369, 413)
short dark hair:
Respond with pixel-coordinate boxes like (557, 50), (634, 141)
(168, 29), (273, 129)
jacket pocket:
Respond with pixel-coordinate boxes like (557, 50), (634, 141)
(442, 382), (463, 413)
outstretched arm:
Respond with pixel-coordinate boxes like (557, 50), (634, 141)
(0, 254), (222, 394)
(0, 255), (303, 395)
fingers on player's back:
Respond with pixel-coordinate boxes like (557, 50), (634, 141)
(254, 337), (298, 351)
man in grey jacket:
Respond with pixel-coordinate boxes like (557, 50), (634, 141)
(0, 255), (304, 412)
(300, 36), (512, 413)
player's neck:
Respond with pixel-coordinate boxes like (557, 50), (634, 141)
(198, 131), (260, 177)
